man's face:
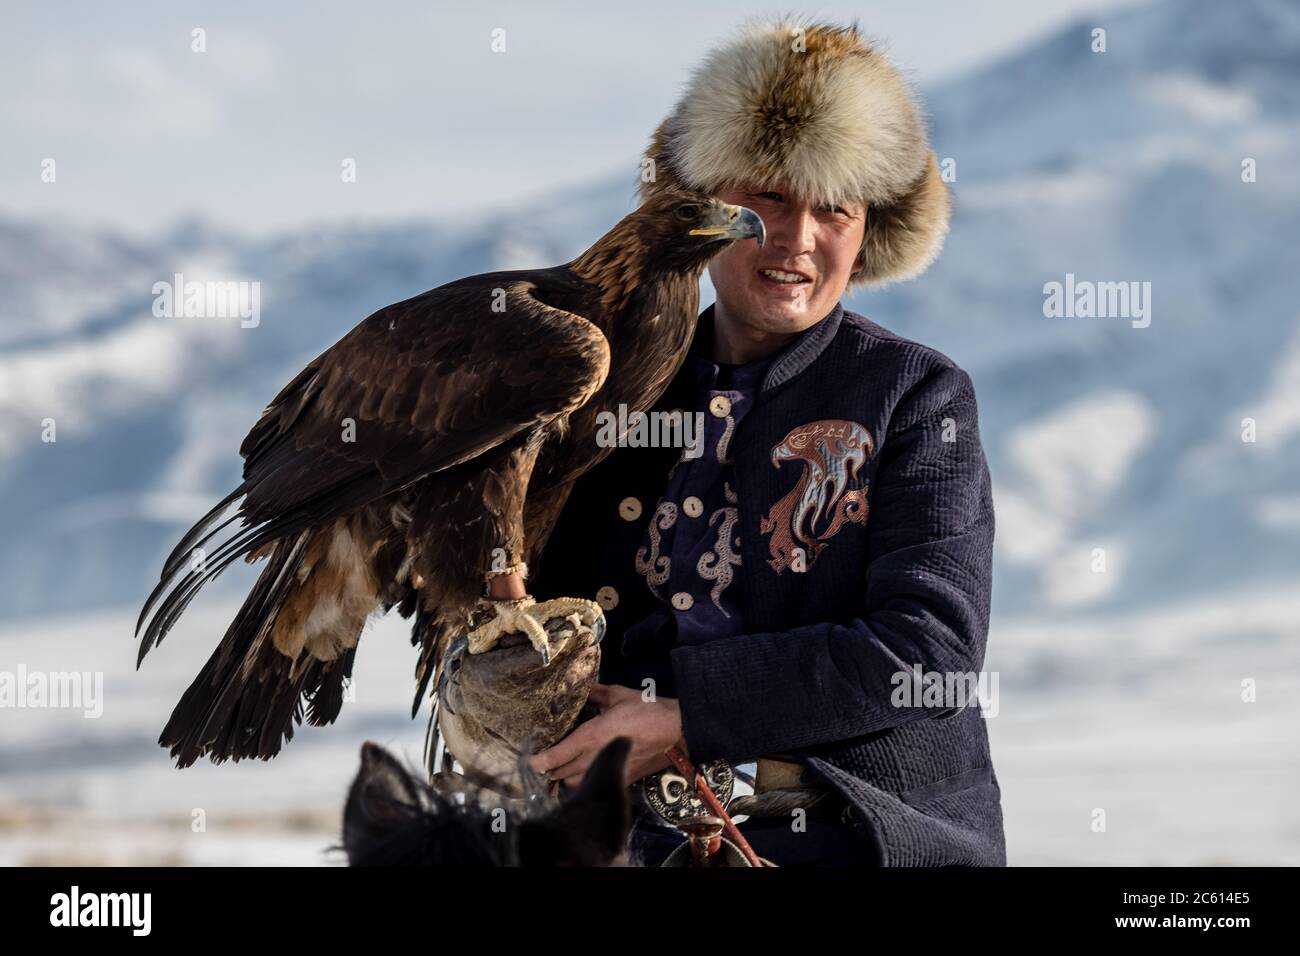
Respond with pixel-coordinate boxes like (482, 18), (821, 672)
(707, 182), (866, 335)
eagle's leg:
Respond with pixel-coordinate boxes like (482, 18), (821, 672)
(487, 565), (528, 600)
(465, 555), (547, 657)
(463, 433), (604, 662)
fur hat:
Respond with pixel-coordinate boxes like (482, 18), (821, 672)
(639, 18), (950, 288)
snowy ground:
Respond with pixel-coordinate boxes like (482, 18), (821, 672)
(0, 603), (427, 866)
(2, 584), (1296, 866)
(987, 585), (1300, 865)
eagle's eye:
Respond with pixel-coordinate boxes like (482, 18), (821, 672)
(674, 203), (702, 222)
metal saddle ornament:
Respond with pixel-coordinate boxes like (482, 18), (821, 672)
(638, 750), (773, 866)
(639, 759), (735, 827)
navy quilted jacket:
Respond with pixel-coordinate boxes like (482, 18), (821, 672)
(531, 301), (1006, 866)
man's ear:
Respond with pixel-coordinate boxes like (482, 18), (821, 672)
(850, 246), (867, 280)
(850, 205), (870, 278)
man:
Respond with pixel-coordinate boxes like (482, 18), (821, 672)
(528, 18), (1005, 866)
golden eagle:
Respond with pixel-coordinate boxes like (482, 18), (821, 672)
(136, 189), (764, 768)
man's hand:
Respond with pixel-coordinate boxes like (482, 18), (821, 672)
(529, 682), (689, 789)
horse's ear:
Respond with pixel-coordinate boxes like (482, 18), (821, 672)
(343, 741), (429, 863)
(352, 741), (427, 811)
(518, 737), (633, 866)
(569, 736), (634, 812)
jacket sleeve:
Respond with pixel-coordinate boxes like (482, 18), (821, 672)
(669, 363), (995, 764)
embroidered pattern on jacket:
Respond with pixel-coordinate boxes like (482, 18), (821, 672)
(758, 419), (874, 574)
(635, 501), (677, 599)
(696, 481), (740, 616)
(716, 409), (736, 465)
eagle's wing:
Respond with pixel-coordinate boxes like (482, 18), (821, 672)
(237, 278), (605, 523)
(137, 271), (610, 661)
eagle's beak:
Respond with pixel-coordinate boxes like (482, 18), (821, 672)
(690, 204), (766, 248)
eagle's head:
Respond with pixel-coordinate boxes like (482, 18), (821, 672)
(635, 188), (766, 273)
(572, 188), (766, 311)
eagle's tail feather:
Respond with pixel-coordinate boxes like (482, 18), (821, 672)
(135, 517), (270, 667)
(159, 531), (361, 766)
(138, 467), (406, 668)
(134, 488), (245, 640)
(159, 485), (248, 581)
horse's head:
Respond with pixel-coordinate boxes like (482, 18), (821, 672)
(341, 735), (634, 866)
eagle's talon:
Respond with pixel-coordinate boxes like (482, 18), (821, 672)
(466, 596), (547, 659)
(465, 595), (605, 662)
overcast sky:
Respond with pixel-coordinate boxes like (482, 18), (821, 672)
(2, 0), (1150, 237)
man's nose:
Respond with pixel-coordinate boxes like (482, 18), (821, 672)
(767, 206), (817, 256)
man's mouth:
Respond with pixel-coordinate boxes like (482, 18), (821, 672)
(756, 267), (813, 286)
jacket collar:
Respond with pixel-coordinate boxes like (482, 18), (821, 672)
(684, 330), (774, 394)
(689, 300), (844, 394)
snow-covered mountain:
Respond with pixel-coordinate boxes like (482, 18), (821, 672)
(2, 0), (1297, 624)
(886, 0), (1300, 616)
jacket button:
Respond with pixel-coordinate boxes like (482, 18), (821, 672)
(708, 395), (732, 418)
(671, 591), (694, 611)
(683, 496), (704, 517)
(596, 586), (619, 610)
(618, 497), (642, 521)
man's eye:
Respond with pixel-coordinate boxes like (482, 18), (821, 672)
(750, 191), (781, 202)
